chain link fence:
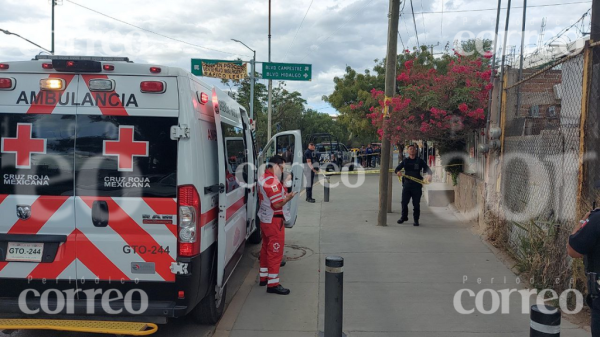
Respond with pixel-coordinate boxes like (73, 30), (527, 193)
(498, 50), (586, 291)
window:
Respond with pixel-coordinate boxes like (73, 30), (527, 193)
(222, 124), (247, 193)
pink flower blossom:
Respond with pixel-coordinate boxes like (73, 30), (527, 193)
(397, 72), (410, 82)
(459, 103), (468, 112)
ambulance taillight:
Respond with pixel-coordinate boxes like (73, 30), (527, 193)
(42, 63), (53, 69)
(200, 92), (209, 104)
(0, 64), (8, 70)
(140, 81), (166, 93)
(177, 185), (200, 257)
(0, 78), (15, 90)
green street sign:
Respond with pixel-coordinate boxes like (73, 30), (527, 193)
(191, 59), (243, 76)
(262, 62), (312, 81)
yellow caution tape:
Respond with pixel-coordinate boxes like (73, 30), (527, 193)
(397, 174), (430, 185)
(0, 319), (158, 336)
(321, 169), (430, 185)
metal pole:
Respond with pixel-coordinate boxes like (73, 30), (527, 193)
(267, 0), (273, 140)
(516, 0), (527, 116)
(530, 305), (560, 336)
(324, 176), (330, 202)
(250, 50), (256, 120)
(592, 0), (600, 42)
(323, 256), (344, 337)
(378, 0), (400, 226)
(496, 0), (512, 124)
(486, 0), (502, 132)
(51, 0), (55, 54)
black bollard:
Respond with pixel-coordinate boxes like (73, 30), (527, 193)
(530, 305), (560, 336)
(324, 176), (330, 202)
(322, 256), (345, 337)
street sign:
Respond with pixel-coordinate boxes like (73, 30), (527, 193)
(191, 59), (245, 79)
(262, 62), (312, 81)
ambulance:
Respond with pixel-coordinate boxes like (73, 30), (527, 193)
(0, 55), (303, 325)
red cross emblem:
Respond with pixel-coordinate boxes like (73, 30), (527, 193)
(103, 126), (149, 172)
(1, 123), (47, 169)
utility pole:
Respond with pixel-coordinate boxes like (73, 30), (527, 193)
(250, 49), (256, 120)
(51, 0), (55, 54)
(267, 0), (273, 140)
(231, 39), (256, 120)
(516, 0), (527, 112)
(485, 0), (501, 132)
(497, 0), (512, 124)
(593, 0), (600, 42)
(378, 0), (400, 227)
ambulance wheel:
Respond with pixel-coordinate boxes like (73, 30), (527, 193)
(192, 279), (227, 325)
(248, 222), (262, 244)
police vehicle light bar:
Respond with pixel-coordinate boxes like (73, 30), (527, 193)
(0, 78), (15, 90)
(35, 55), (131, 62)
(89, 79), (115, 92)
(40, 78), (65, 91)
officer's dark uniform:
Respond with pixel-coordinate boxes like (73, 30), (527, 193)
(394, 156), (432, 225)
(569, 210), (600, 335)
(304, 147), (316, 202)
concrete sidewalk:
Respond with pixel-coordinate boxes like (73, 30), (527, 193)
(215, 175), (589, 336)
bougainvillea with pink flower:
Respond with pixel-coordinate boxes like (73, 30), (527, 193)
(349, 49), (492, 152)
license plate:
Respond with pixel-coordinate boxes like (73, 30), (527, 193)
(6, 242), (44, 262)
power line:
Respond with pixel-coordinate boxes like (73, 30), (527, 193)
(398, 32), (405, 51)
(65, 0), (247, 57)
(299, 0), (374, 63)
(412, 1), (591, 15)
(285, 0), (314, 60)
(410, 0), (420, 48)
(440, 0), (444, 37)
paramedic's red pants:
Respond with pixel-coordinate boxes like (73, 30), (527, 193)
(259, 217), (285, 287)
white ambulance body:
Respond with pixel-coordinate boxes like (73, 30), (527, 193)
(0, 55), (303, 324)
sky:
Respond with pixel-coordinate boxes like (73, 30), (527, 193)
(0, 0), (593, 116)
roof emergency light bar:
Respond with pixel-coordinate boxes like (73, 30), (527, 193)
(34, 55), (132, 63)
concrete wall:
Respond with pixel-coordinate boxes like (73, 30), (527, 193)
(454, 173), (486, 231)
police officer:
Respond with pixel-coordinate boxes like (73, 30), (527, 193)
(568, 188), (600, 335)
(257, 155), (297, 295)
(304, 143), (318, 203)
(394, 144), (432, 226)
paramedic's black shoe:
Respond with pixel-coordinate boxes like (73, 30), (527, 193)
(267, 284), (291, 295)
(259, 280), (267, 286)
(280, 260), (287, 267)
(413, 220), (420, 226)
(397, 218), (408, 224)
(306, 198), (316, 203)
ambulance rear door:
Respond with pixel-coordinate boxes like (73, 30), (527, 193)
(213, 88), (248, 296)
(0, 72), (78, 295)
(257, 130), (303, 228)
(74, 74), (179, 286)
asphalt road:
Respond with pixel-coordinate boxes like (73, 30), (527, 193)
(0, 246), (257, 337)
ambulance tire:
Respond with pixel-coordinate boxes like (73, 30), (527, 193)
(192, 274), (227, 325)
(248, 221), (262, 244)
